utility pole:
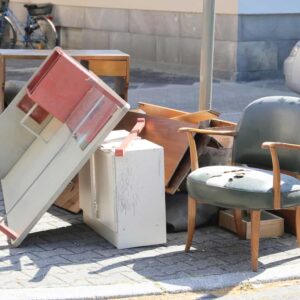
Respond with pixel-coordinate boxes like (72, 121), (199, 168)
(199, 0), (216, 110)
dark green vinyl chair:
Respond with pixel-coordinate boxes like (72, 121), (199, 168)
(179, 96), (300, 271)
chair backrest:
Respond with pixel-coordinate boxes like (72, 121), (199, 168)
(232, 96), (300, 173)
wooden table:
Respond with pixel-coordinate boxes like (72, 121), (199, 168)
(0, 49), (130, 112)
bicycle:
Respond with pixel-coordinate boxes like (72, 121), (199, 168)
(0, 0), (58, 49)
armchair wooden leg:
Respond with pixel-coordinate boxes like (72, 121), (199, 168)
(251, 210), (261, 272)
(296, 206), (300, 246)
(185, 196), (197, 252)
(233, 209), (244, 239)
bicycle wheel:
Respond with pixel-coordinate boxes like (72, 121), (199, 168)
(0, 16), (16, 48)
(28, 16), (57, 49)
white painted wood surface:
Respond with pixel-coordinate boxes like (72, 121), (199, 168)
(0, 86), (51, 179)
(80, 131), (166, 249)
(2, 102), (128, 247)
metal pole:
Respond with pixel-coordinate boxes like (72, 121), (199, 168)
(199, 0), (216, 111)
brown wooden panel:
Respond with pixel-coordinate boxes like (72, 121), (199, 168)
(89, 60), (127, 77)
(115, 111), (198, 186)
(55, 175), (80, 213)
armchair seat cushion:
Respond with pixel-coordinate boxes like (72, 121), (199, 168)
(187, 166), (300, 210)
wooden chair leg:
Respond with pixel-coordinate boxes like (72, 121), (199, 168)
(251, 210), (261, 272)
(233, 209), (244, 239)
(296, 206), (300, 246)
(185, 196), (197, 252)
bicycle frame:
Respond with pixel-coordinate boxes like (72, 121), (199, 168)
(0, 4), (57, 47)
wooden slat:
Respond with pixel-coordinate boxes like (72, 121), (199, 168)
(171, 110), (220, 124)
(115, 118), (145, 156)
(138, 102), (187, 118)
(0, 221), (18, 240)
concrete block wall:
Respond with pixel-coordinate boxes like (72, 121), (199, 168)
(10, 2), (298, 81)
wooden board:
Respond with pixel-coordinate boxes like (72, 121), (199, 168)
(115, 111), (199, 186)
(219, 209), (284, 239)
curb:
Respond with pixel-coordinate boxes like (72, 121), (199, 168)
(2, 264), (300, 300)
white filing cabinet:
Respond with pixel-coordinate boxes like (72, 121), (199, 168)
(79, 130), (166, 249)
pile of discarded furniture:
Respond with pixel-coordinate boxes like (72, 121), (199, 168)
(0, 47), (299, 273)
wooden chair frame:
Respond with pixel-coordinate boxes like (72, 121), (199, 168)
(179, 126), (300, 271)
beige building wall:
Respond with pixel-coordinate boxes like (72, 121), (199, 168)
(11, 0), (238, 14)
(10, 1), (300, 80)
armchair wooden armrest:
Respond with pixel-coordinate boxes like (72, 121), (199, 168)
(262, 142), (300, 151)
(178, 127), (237, 136)
(178, 127), (237, 171)
(261, 141), (300, 209)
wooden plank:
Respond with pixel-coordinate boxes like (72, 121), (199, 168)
(138, 102), (187, 118)
(115, 111), (199, 186)
(171, 110), (220, 124)
(115, 118), (145, 156)
(55, 175), (80, 213)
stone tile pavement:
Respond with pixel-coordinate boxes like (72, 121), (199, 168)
(1, 186), (300, 299)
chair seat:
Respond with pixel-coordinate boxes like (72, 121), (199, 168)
(187, 165), (300, 209)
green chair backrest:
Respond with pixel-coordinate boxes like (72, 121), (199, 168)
(232, 96), (300, 173)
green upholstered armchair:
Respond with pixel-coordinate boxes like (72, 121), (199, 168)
(179, 96), (300, 271)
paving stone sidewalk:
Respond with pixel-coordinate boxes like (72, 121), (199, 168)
(1, 188), (300, 297)
(1, 62), (300, 299)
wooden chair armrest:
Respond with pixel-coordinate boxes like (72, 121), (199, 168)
(178, 127), (237, 172)
(178, 127), (237, 136)
(261, 141), (300, 209)
(262, 142), (300, 151)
